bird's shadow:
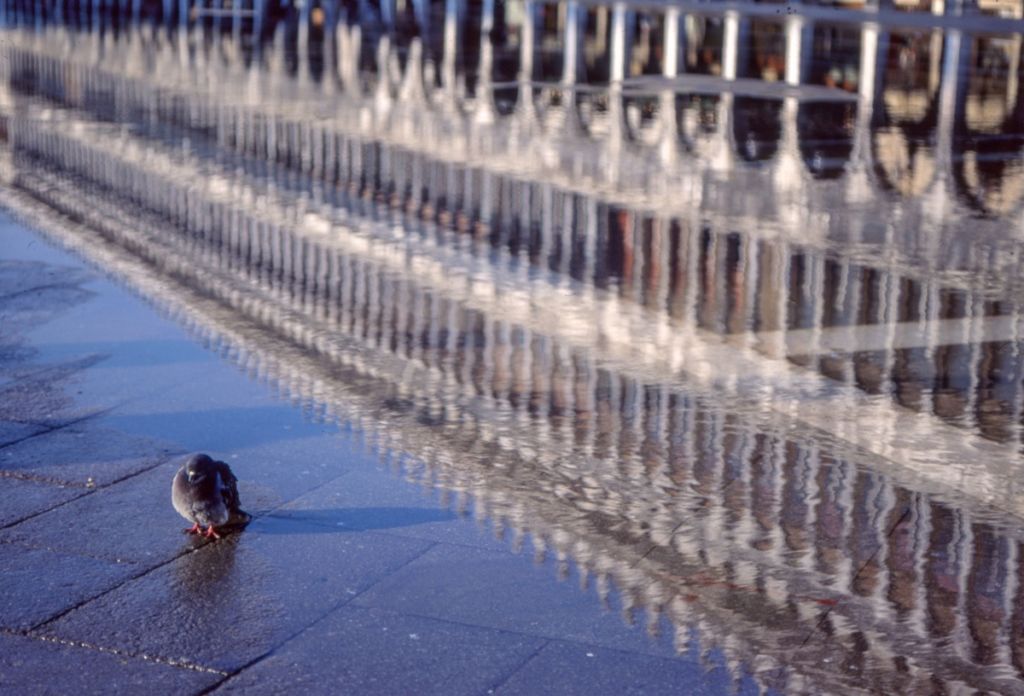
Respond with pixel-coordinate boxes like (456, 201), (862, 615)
(254, 507), (458, 535)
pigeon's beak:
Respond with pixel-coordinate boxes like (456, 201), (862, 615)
(186, 470), (196, 483)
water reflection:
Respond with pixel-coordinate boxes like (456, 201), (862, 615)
(3, 1), (1024, 692)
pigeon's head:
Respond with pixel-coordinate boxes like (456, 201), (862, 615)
(183, 453), (217, 485)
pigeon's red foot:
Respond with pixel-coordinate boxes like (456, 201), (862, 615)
(184, 523), (202, 535)
(203, 526), (221, 539)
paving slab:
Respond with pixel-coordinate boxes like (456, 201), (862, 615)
(0, 633), (222, 695)
(41, 518), (434, 672)
(0, 477), (88, 528)
(0, 441), (348, 566)
(214, 605), (546, 695)
(0, 544), (136, 630)
(493, 640), (750, 696)
(351, 543), (679, 658)
(0, 357), (105, 426)
(0, 423), (179, 486)
(0, 460), (235, 565)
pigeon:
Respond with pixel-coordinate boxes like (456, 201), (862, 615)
(172, 453), (250, 539)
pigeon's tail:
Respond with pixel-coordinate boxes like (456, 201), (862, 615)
(228, 509), (252, 526)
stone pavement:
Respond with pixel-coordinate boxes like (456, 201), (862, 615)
(0, 219), (753, 694)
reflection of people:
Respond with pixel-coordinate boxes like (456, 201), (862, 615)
(823, 64), (859, 92)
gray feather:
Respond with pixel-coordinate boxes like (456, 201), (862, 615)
(171, 453), (250, 529)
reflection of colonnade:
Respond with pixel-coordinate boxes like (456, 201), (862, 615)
(3, 0), (1024, 214)
(7, 92), (1024, 692)
(5, 24), (1024, 455)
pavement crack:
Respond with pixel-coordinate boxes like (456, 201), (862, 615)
(0, 406), (120, 455)
(483, 638), (551, 694)
(203, 541), (443, 694)
(0, 450), (182, 531)
(1, 628), (229, 676)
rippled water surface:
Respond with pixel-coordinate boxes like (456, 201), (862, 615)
(3, 1), (1024, 692)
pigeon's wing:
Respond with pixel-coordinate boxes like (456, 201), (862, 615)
(171, 466), (195, 522)
(212, 460), (243, 514)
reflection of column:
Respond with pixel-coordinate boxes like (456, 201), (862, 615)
(609, 2), (626, 84)
(521, 0), (538, 81)
(442, 0), (465, 100)
(400, 39), (426, 104)
(721, 10), (749, 81)
(375, 38), (393, 114)
(936, 29), (969, 194)
(605, 1), (628, 162)
(298, 0), (312, 83)
(1007, 35), (1021, 111)
(858, 24), (887, 109)
(582, 195), (596, 284)
(784, 16), (813, 87)
(562, 0), (582, 86)
(515, 0), (539, 122)
(473, 0), (496, 122)
(659, 7), (682, 164)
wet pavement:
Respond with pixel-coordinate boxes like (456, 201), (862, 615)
(2, 1), (1024, 694)
(0, 220), (753, 694)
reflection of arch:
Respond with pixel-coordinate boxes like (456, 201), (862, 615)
(797, 102), (855, 179)
(951, 67), (1024, 216)
(731, 96), (781, 163)
(573, 89), (611, 138)
(953, 144), (1024, 216)
(622, 93), (661, 145)
(870, 35), (942, 198)
(872, 129), (938, 196)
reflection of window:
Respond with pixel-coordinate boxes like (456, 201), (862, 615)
(684, 16), (724, 76)
(882, 30), (943, 121)
(965, 36), (1021, 134)
(732, 97), (781, 163)
(747, 20), (786, 82)
(809, 24), (861, 92)
(953, 36), (1024, 215)
(798, 102), (855, 179)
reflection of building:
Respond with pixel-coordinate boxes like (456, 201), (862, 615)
(7, 86), (1024, 691)
(3, 7), (1024, 691)
(7, 12), (1024, 450)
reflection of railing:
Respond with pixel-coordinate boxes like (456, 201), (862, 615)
(6, 91), (1024, 693)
